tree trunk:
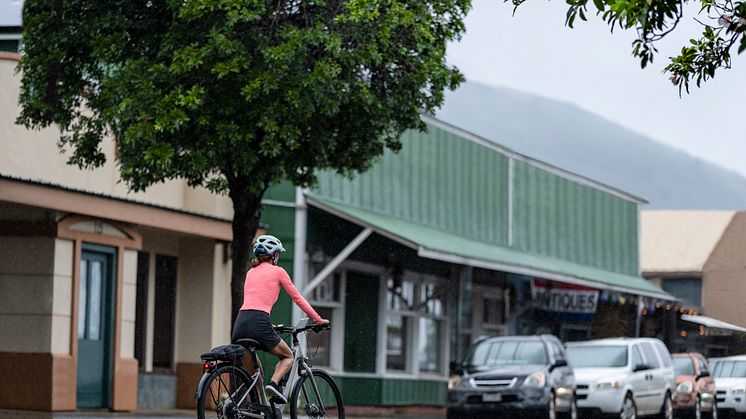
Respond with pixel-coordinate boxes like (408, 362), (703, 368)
(228, 177), (265, 334)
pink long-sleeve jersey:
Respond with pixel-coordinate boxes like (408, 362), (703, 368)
(240, 262), (323, 323)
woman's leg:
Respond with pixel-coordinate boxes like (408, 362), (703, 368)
(268, 339), (293, 385)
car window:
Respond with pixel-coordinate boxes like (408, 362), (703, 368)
(697, 357), (708, 373)
(463, 340), (548, 372)
(653, 341), (672, 367)
(713, 361), (746, 377)
(632, 345), (643, 367)
(551, 341), (566, 362)
(567, 345), (628, 368)
(640, 342), (662, 368)
(673, 356), (696, 376)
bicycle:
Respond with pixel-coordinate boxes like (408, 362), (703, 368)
(195, 318), (344, 419)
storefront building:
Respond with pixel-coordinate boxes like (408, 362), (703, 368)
(0, 51), (670, 412)
(641, 211), (746, 357)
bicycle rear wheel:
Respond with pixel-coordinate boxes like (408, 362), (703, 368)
(197, 364), (261, 419)
(289, 368), (344, 419)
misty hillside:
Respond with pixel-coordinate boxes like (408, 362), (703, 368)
(436, 81), (746, 210)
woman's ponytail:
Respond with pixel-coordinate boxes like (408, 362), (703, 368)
(250, 254), (273, 268)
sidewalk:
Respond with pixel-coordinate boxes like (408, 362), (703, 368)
(0, 406), (446, 419)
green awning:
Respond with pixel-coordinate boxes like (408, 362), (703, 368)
(308, 196), (673, 300)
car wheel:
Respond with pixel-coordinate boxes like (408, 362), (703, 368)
(708, 401), (718, 419)
(558, 395), (578, 419)
(621, 394), (637, 419)
(658, 392), (673, 419)
(548, 392), (557, 419)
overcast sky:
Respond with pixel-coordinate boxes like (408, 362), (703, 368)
(447, 0), (746, 177)
(3, 0), (744, 177)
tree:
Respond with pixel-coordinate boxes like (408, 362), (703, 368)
(17, 0), (469, 326)
(511, 0), (746, 93)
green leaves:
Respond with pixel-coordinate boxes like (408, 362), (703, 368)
(18, 0), (469, 193)
(517, 0), (746, 91)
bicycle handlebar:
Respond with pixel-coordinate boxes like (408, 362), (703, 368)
(273, 321), (330, 335)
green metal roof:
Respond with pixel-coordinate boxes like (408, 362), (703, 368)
(308, 195), (672, 300)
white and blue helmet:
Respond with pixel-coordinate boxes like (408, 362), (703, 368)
(253, 234), (286, 256)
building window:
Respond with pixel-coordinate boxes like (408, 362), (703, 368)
(308, 272), (344, 369)
(133, 252), (178, 372)
(385, 275), (448, 374)
(662, 277), (702, 307)
(153, 255), (177, 370)
(134, 252), (149, 367)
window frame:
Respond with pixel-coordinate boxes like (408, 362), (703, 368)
(307, 271), (346, 372)
(378, 270), (450, 378)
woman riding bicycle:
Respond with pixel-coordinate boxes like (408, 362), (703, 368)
(232, 234), (328, 405)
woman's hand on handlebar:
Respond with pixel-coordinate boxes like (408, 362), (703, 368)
(312, 319), (331, 332)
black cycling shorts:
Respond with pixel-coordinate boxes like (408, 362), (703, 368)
(232, 309), (282, 352)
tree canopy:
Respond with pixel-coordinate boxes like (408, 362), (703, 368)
(512, 0), (746, 93)
(18, 0), (469, 322)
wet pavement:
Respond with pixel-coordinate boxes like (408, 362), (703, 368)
(0, 409), (445, 419)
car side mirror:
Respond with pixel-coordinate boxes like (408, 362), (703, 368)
(450, 360), (463, 375)
(633, 364), (650, 372)
(551, 359), (568, 370)
(697, 371), (711, 379)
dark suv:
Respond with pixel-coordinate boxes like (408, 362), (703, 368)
(447, 335), (577, 419)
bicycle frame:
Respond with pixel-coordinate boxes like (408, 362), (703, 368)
(196, 318), (328, 419)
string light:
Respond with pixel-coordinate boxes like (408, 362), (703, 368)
(665, 305), (672, 311)
(680, 330), (688, 337)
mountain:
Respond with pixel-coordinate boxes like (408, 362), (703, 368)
(436, 81), (746, 210)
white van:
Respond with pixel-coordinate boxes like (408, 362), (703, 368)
(566, 338), (676, 418)
(710, 355), (746, 416)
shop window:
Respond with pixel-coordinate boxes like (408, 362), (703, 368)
(309, 307), (333, 366)
(309, 272), (344, 369)
(483, 297), (505, 326)
(133, 252), (178, 372)
(386, 314), (411, 371)
(385, 276), (448, 374)
(662, 277), (702, 308)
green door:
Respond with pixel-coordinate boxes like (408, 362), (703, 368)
(343, 272), (379, 373)
(77, 246), (115, 408)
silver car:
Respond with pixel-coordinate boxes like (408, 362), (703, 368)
(566, 338), (676, 419)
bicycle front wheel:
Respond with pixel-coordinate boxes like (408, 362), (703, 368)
(197, 363), (260, 419)
(289, 368), (344, 419)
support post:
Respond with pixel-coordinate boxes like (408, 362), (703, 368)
(302, 227), (373, 295)
(292, 188), (307, 327)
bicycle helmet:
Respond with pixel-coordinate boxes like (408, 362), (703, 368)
(253, 234), (286, 256)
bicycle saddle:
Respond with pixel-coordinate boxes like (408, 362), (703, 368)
(200, 344), (246, 361)
(235, 338), (262, 351)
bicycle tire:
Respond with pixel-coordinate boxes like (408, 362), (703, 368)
(196, 363), (260, 419)
(289, 368), (344, 419)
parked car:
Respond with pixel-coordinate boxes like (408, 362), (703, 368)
(709, 355), (746, 418)
(672, 353), (717, 419)
(447, 335), (576, 419)
(566, 338), (676, 418)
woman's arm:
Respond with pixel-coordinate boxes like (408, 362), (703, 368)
(278, 268), (325, 324)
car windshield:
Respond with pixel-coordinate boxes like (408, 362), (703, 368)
(463, 340), (548, 372)
(673, 356), (696, 376)
(566, 345), (628, 368)
(713, 361), (746, 378)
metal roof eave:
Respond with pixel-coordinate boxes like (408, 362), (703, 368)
(308, 196), (673, 301)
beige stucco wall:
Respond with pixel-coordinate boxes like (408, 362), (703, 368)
(210, 242), (232, 348)
(120, 249), (138, 359)
(174, 237), (218, 363)
(0, 58), (232, 221)
(0, 236), (57, 352)
(702, 212), (746, 328)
